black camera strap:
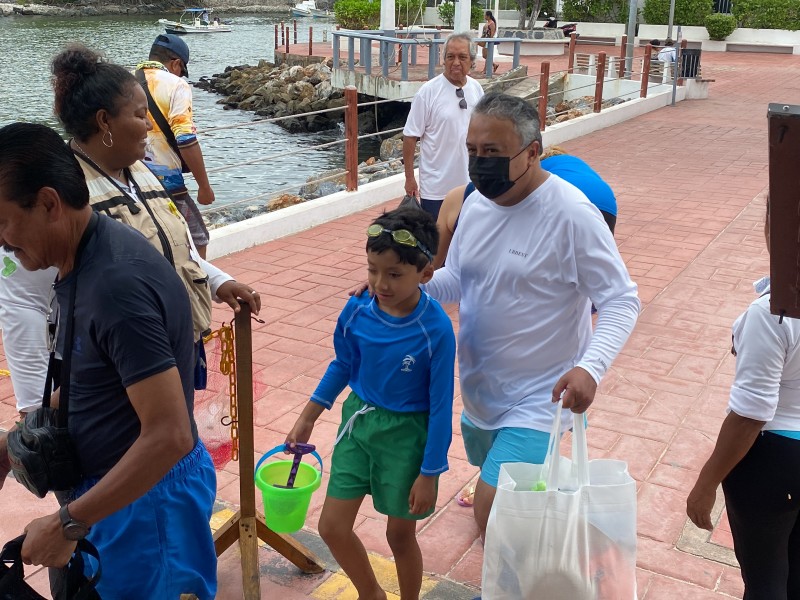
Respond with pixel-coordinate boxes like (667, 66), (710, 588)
(42, 212), (100, 423)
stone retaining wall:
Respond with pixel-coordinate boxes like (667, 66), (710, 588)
(0, 0), (288, 17)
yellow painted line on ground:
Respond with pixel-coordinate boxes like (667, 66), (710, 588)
(209, 507), (237, 532)
(210, 504), (442, 599)
(311, 553), (437, 599)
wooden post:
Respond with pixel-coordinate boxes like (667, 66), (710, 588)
(538, 62), (550, 132)
(767, 103), (800, 319)
(567, 32), (577, 74)
(641, 45), (652, 98)
(345, 86), (359, 192)
(274, 24), (279, 50)
(293, 19), (297, 45)
(309, 27), (313, 56)
(618, 34), (627, 78)
(594, 52), (606, 113)
(212, 304), (324, 599)
(285, 27), (290, 54)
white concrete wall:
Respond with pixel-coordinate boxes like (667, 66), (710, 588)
(207, 174), (407, 260)
(639, 24), (800, 46)
(422, 7), (446, 27)
(543, 87), (685, 147)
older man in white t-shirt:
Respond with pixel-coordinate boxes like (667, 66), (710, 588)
(426, 93), (640, 539)
(403, 33), (484, 221)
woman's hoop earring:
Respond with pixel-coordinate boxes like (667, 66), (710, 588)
(102, 130), (114, 148)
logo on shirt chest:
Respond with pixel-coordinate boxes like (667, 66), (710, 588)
(509, 248), (529, 258)
(401, 355), (416, 372)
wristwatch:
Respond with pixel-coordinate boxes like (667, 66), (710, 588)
(59, 503), (90, 541)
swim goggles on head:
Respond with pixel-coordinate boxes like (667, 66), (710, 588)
(366, 224), (433, 263)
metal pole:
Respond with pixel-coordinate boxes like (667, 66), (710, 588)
(274, 24), (278, 50)
(671, 26), (681, 106)
(624, 0), (637, 81)
(285, 27), (290, 54)
(667, 0), (676, 40)
(294, 19), (297, 45)
(309, 27), (313, 56)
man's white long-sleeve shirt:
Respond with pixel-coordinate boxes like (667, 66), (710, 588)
(426, 174), (640, 432)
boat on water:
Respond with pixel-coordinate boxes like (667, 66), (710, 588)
(290, 0), (333, 19)
(158, 8), (233, 34)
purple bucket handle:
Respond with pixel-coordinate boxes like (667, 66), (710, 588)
(254, 443), (324, 487)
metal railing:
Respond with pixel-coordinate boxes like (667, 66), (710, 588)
(191, 34), (694, 220)
(331, 30), (523, 80)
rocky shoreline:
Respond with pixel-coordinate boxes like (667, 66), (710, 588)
(0, 1), (289, 17)
(195, 58), (415, 228)
(196, 59), (627, 227)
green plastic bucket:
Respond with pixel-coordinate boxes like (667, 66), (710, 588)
(254, 445), (323, 533)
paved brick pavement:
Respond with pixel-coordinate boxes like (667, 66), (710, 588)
(2, 48), (799, 598)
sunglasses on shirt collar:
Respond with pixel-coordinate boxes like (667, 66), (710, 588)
(456, 88), (467, 110)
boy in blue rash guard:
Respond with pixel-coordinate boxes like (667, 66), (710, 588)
(287, 207), (455, 600)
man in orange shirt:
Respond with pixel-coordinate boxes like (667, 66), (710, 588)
(137, 34), (215, 258)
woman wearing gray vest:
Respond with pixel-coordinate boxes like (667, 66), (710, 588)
(50, 43), (260, 342)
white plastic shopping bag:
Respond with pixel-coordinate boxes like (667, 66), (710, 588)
(482, 403), (637, 599)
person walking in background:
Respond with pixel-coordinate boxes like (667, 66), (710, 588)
(137, 34), (216, 259)
(287, 207), (455, 600)
(403, 33), (484, 221)
(479, 11), (498, 73)
(688, 197), (800, 599)
(0, 249), (55, 417)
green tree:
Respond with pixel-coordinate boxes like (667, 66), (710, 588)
(437, 0), (455, 27)
(642, 0), (713, 26)
(395, 0), (425, 26)
(333, 0), (381, 29)
(562, 0), (631, 23)
(705, 12), (736, 39)
(732, 0), (800, 30)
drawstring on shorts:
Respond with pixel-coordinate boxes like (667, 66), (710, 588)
(333, 404), (376, 446)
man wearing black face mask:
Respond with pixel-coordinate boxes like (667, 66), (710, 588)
(425, 93), (640, 539)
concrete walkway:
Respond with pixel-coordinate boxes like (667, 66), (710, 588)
(1, 49), (799, 598)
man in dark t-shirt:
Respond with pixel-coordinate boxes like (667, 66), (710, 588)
(0, 123), (217, 599)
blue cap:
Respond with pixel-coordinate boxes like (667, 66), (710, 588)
(153, 33), (190, 76)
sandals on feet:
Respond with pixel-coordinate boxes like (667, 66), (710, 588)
(456, 485), (475, 507)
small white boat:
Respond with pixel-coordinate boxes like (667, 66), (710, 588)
(158, 8), (233, 34)
(291, 0), (333, 19)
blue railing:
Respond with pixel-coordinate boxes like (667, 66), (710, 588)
(332, 30), (522, 80)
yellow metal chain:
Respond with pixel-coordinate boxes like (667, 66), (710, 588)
(204, 320), (239, 462)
